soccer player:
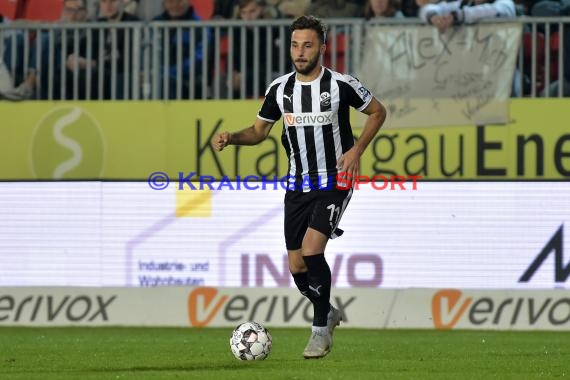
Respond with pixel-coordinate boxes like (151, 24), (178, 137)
(212, 15), (386, 359)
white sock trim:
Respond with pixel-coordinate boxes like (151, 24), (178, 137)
(312, 326), (328, 336)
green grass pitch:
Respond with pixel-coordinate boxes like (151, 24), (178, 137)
(1, 327), (568, 379)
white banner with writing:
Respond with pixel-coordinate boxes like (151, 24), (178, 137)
(357, 23), (521, 128)
(1, 287), (569, 330)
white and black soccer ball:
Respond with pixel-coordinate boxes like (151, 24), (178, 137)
(229, 321), (272, 361)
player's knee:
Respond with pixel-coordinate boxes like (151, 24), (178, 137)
(302, 229), (328, 255)
(289, 262), (307, 274)
(301, 246), (325, 257)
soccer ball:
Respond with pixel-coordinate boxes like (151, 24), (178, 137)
(229, 321), (272, 361)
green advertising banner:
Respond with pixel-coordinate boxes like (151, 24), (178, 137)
(1, 99), (569, 180)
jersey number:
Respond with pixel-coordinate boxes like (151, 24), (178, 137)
(327, 204), (341, 226)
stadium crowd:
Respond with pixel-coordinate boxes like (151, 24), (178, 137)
(0, 0), (568, 100)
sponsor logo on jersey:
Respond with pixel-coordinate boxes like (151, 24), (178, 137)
(283, 111), (333, 127)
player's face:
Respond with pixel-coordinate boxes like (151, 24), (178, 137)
(291, 29), (325, 76)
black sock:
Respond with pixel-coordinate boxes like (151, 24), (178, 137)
(292, 271), (314, 301)
(292, 271), (332, 317)
(302, 254), (331, 327)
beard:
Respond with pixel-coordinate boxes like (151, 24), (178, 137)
(293, 54), (320, 75)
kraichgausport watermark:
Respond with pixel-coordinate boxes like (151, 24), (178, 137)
(148, 172), (421, 191)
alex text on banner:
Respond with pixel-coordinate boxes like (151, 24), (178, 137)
(357, 23), (521, 128)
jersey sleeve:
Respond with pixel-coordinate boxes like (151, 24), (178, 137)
(257, 84), (282, 123)
(342, 74), (373, 112)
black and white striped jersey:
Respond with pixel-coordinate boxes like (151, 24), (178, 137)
(258, 66), (373, 191)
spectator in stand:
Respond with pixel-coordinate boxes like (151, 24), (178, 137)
(0, 59), (36, 100)
(33, 0), (90, 99)
(86, 0), (98, 19)
(60, 1), (90, 24)
(363, 0), (405, 18)
(213, 0), (239, 18)
(419, 0), (519, 96)
(223, 0), (288, 98)
(307, 0), (366, 18)
(66, 0), (140, 99)
(419, 0), (516, 34)
(532, 0), (570, 96)
(123, 0), (140, 15)
(1, 12), (33, 90)
(131, 0), (162, 20)
(0, 15), (36, 100)
(214, 0), (280, 18)
(257, 0), (280, 17)
(403, 0), (437, 17)
(153, 0), (210, 99)
(272, 0), (311, 18)
(85, 0), (137, 19)
(514, 0), (532, 14)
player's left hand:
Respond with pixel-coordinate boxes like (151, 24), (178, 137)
(337, 147), (361, 187)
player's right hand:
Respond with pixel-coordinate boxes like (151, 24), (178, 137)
(211, 131), (232, 152)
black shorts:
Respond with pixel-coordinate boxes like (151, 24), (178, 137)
(284, 189), (353, 250)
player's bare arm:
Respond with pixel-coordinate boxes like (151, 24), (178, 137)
(336, 97), (387, 180)
(211, 118), (275, 152)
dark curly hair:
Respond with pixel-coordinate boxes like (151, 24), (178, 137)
(290, 15), (327, 44)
